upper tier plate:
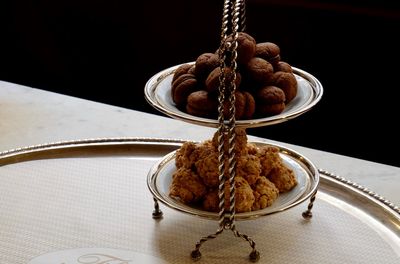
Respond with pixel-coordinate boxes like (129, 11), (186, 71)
(144, 63), (323, 128)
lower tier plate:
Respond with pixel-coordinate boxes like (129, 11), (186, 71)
(0, 138), (399, 264)
(147, 142), (319, 220)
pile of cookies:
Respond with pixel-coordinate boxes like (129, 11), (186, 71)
(169, 128), (297, 213)
(171, 32), (297, 119)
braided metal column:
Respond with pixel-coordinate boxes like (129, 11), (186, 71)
(191, 0), (259, 262)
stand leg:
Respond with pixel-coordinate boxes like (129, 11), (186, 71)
(302, 190), (317, 219)
(232, 228), (260, 262)
(191, 226), (260, 262)
(152, 197), (163, 219)
(191, 228), (224, 261)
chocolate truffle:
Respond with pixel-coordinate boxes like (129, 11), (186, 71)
(186, 90), (218, 117)
(272, 72), (297, 103)
(172, 63), (192, 83)
(255, 42), (281, 64)
(205, 67), (241, 94)
(171, 73), (198, 107)
(256, 86), (286, 116)
(245, 57), (274, 86)
(223, 91), (246, 119)
(273, 61), (293, 73)
(242, 91), (256, 119)
(226, 32), (256, 64)
(194, 53), (220, 81)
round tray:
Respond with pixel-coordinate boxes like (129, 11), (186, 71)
(144, 63), (323, 128)
(1, 138), (399, 263)
(147, 141), (319, 220)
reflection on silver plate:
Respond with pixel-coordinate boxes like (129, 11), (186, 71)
(144, 63), (323, 128)
(147, 141), (319, 220)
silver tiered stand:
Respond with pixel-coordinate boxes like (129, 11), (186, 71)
(145, 0), (323, 262)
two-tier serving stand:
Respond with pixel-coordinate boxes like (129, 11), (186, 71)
(145, 0), (323, 262)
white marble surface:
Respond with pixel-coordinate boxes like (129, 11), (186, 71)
(1, 80), (399, 206)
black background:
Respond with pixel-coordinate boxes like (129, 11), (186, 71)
(1, 0), (399, 167)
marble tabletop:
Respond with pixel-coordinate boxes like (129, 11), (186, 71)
(0, 80), (399, 206)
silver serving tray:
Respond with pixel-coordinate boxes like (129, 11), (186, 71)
(0, 138), (399, 264)
(144, 63), (323, 128)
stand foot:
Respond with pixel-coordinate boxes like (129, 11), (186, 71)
(152, 198), (163, 219)
(249, 250), (260, 262)
(302, 191), (317, 219)
(302, 210), (313, 219)
(190, 249), (202, 261)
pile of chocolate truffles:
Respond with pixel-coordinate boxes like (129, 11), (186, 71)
(170, 32), (298, 120)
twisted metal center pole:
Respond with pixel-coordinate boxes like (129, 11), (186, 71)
(191, 0), (259, 262)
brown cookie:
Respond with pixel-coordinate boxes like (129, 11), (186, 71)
(194, 53), (220, 81)
(273, 61), (293, 73)
(256, 86), (286, 116)
(188, 64), (196, 75)
(226, 32), (256, 64)
(223, 91), (246, 119)
(245, 57), (274, 86)
(186, 90), (218, 117)
(171, 73), (198, 107)
(222, 91), (256, 120)
(271, 72), (297, 103)
(205, 67), (241, 94)
(242, 91), (256, 119)
(255, 42), (281, 64)
(172, 63), (192, 83)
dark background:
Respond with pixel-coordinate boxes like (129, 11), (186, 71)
(1, 0), (399, 167)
